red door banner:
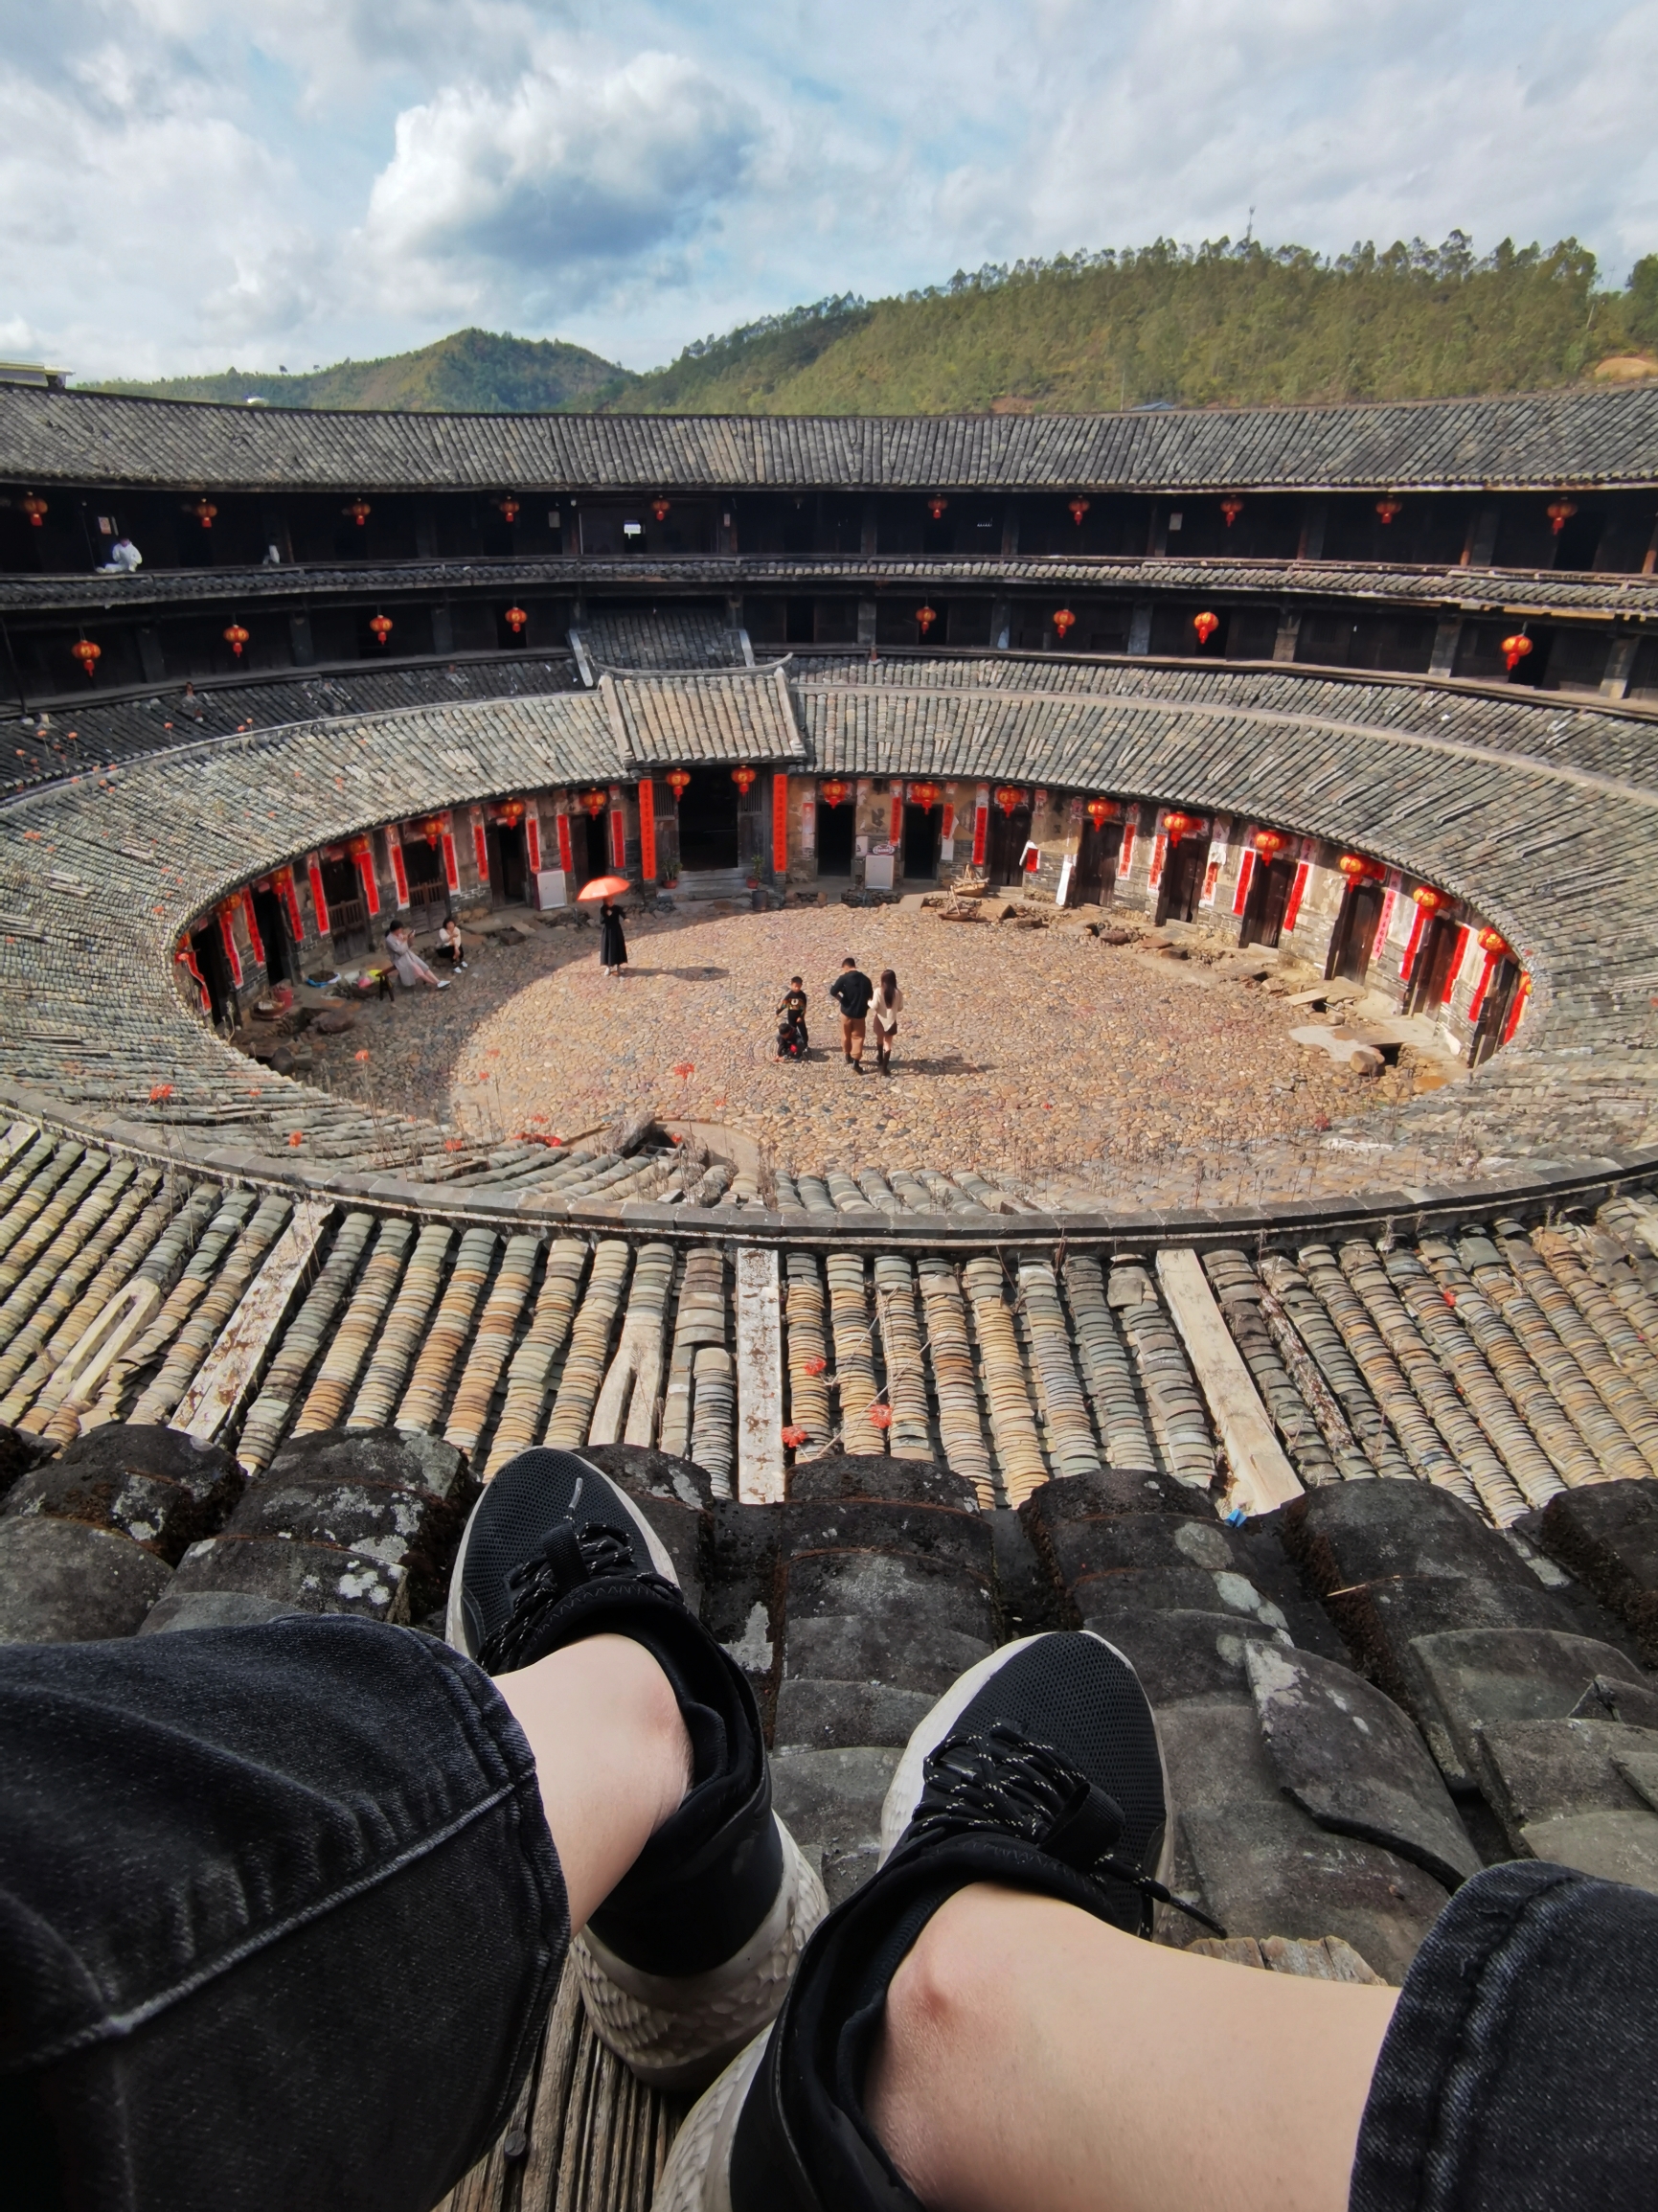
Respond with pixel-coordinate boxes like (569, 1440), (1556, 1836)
(1441, 925), (1470, 1005)
(638, 780), (657, 880)
(772, 771), (789, 874)
(972, 786), (988, 867)
(279, 867), (304, 942)
(307, 856), (329, 937)
(240, 888), (264, 965)
(386, 827), (410, 908)
(1232, 846), (1257, 915)
(217, 906), (243, 989)
(472, 816), (489, 883)
(556, 810), (573, 874)
(609, 788), (626, 872)
(525, 810), (541, 874)
(1283, 857), (1310, 933)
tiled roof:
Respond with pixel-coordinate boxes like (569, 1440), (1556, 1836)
(5, 382), (1657, 492)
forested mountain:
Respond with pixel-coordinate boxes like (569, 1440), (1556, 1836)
(91, 236), (1658, 417)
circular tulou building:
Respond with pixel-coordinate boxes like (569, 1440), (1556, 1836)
(6, 371), (1658, 2201)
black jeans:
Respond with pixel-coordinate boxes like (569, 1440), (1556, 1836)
(3, 1622), (1655, 2212)
(0, 1619), (565, 2212)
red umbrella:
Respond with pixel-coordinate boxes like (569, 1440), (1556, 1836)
(577, 875), (631, 901)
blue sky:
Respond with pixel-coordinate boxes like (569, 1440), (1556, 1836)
(4, 0), (1657, 379)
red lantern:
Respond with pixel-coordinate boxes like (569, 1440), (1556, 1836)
(1477, 924), (1511, 957)
(1068, 496), (1091, 526)
(71, 638), (101, 679)
(1546, 497), (1578, 536)
(820, 778), (851, 809)
(1412, 884), (1450, 914)
(1501, 632), (1533, 673)
(666, 767), (692, 801)
(1161, 810), (1198, 843)
(1085, 798), (1119, 831)
(190, 497), (217, 529)
(1192, 610), (1219, 646)
(345, 498), (372, 528)
(994, 786), (1025, 817)
(1375, 497), (1403, 525)
(579, 789), (607, 818)
(651, 496), (671, 523)
(1253, 827), (1288, 858)
(223, 623), (250, 659)
(1337, 852), (1381, 881)
(496, 493), (520, 524)
(504, 605), (529, 634)
(731, 764), (758, 795)
(909, 780), (941, 810)
(1220, 496), (1244, 528)
(1053, 607), (1077, 640)
(18, 492), (46, 528)
(368, 613), (393, 647)
(926, 495), (948, 520)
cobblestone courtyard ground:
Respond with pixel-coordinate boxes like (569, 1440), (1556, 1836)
(297, 905), (1415, 1191)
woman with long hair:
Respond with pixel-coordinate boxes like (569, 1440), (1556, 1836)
(870, 968), (903, 1075)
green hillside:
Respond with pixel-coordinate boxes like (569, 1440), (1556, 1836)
(87, 236), (1658, 418)
(89, 327), (633, 413)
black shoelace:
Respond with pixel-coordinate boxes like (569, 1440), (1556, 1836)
(479, 1519), (678, 1673)
(908, 1722), (1225, 1936)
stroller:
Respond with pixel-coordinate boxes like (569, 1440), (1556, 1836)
(776, 1007), (809, 1060)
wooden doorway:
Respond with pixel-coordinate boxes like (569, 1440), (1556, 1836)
(1326, 881), (1384, 986)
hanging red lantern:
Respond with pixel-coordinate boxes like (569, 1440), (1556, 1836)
(1053, 607), (1077, 640)
(994, 785), (1026, 816)
(579, 789), (607, 818)
(368, 612), (393, 647)
(71, 638), (101, 679)
(18, 492), (47, 528)
(820, 778), (851, 809)
(223, 623), (250, 659)
(731, 764), (758, 795)
(496, 493), (520, 524)
(1161, 810), (1199, 843)
(190, 496), (217, 529)
(915, 604), (938, 635)
(909, 780), (941, 810)
(666, 767), (692, 801)
(1068, 496), (1091, 526)
(1220, 496), (1244, 528)
(1546, 497), (1578, 536)
(1412, 884), (1451, 914)
(1337, 852), (1381, 881)
(1477, 924), (1511, 958)
(651, 496), (671, 523)
(1253, 827), (1288, 858)
(1501, 632), (1533, 673)
(345, 497), (372, 528)
(504, 605), (529, 633)
(926, 494), (948, 520)
(1085, 797), (1119, 831)
(1375, 497), (1403, 525)
(1192, 610), (1219, 646)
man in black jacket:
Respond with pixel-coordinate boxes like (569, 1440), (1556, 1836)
(829, 956), (874, 1071)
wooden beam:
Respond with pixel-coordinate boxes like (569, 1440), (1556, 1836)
(1154, 1247), (1302, 1516)
(735, 1243), (784, 1503)
(173, 1201), (332, 1445)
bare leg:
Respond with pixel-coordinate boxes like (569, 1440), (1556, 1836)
(867, 1884), (1396, 2212)
(493, 1632), (693, 1932)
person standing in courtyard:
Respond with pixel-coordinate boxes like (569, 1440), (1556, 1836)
(871, 967), (903, 1075)
(383, 922), (446, 992)
(599, 898), (627, 977)
(829, 954), (874, 1071)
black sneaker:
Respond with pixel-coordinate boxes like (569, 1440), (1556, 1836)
(657, 1631), (1206, 2212)
(447, 1448), (826, 2090)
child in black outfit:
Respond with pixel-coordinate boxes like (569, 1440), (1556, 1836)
(776, 975), (809, 1060)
